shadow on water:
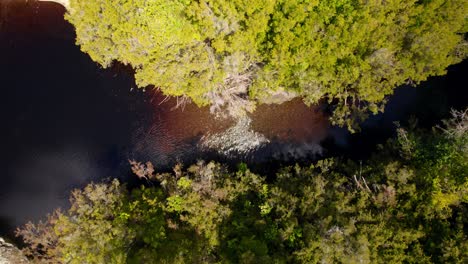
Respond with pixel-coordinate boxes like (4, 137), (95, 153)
(0, 0), (153, 239)
(1, 0), (466, 242)
(1, 1), (329, 239)
(324, 59), (468, 160)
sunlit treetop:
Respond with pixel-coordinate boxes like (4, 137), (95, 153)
(66, 0), (467, 129)
(16, 109), (468, 263)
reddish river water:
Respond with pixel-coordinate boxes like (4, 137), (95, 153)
(1, 0), (466, 243)
(0, 1), (329, 239)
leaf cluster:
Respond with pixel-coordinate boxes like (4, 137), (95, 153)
(17, 112), (467, 263)
(66, 0), (467, 128)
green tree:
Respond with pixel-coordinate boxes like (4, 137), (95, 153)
(17, 180), (133, 263)
(17, 110), (467, 263)
(65, 0), (467, 128)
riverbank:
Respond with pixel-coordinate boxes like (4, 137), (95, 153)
(0, 1), (329, 243)
(1, 0), (466, 247)
(0, 238), (29, 264)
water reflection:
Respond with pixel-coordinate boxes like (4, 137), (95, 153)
(3, 0), (464, 243)
(0, 1), (329, 240)
(130, 91), (329, 168)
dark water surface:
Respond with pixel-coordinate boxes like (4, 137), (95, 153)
(0, 1), (152, 239)
(0, 1), (328, 239)
(0, 1), (466, 241)
(325, 59), (468, 160)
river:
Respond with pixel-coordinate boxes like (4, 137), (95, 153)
(0, 1), (466, 242)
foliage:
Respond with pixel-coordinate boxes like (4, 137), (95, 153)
(65, 0), (467, 126)
(17, 112), (467, 263)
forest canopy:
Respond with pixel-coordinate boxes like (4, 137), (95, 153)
(17, 110), (468, 263)
(65, 0), (467, 128)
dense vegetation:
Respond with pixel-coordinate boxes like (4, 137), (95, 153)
(17, 110), (467, 263)
(65, 0), (467, 128)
